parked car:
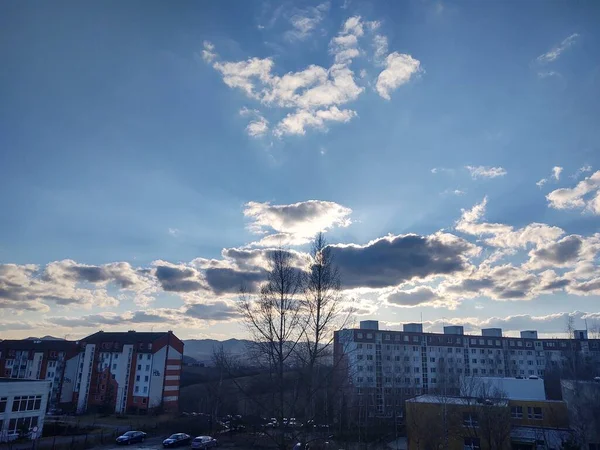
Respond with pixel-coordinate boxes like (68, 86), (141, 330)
(116, 431), (147, 445)
(191, 436), (218, 449)
(163, 433), (191, 447)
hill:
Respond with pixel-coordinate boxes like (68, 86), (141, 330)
(182, 338), (252, 364)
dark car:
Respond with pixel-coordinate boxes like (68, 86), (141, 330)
(162, 433), (191, 447)
(116, 431), (147, 445)
(191, 436), (218, 449)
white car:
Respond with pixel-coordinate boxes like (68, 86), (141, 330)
(191, 436), (218, 449)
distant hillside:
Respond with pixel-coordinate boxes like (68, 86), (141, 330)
(183, 338), (252, 364)
(25, 336), (65, 341)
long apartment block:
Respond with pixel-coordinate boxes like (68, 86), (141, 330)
(334, 320), (600, 415)
(0, 330), (184, 414)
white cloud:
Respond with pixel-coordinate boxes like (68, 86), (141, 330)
(274, 106), (356, 136)
(536, 178), (547, 188)
(372, 34), (388, 62)
(546, 170), (600, 214)
(465, 165), (507, 179)
(537, 71), (560, 79)
(456, 197), (564, 249)
(285, 2), (330, 41)
(246, 116), (269, 137)
(168, 228), (180, 237)
(552, 166), (563, 181)
(205, 15), (419, 137)
(375, 52), (421, 100)
(572, 164), (592, 179)
(201, 41), (217, 63)
(536, 33), (580, 64)
(244, 200), (352, 245)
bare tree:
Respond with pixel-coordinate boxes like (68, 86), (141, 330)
(301, 233), (352, 420)
(238, 248), (304, 449)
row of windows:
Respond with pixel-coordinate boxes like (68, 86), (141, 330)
(135, 375), (149, 382)
(11, 395), (42, 412)
(134, 385), (148, 394)
(511, 406), (543, 420)
(6, 416), (39, 434)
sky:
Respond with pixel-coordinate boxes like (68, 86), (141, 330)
(1, 0), (600, 341)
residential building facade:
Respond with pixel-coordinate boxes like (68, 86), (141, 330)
(0, 378), (51, 442)
(334, 321), (600, 418)
(0, 340), (79, 409)
(71, 331), (184, 414)
(0, 330), (184, 415)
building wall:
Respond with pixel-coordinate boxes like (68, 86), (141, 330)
(335, 326), (600, 417)
(0, 380), (51, 442)
(508, 400), (569, 429)
(148, 345), (167, 408)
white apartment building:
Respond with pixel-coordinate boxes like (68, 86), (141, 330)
(334, 321), (600, 417)
(0, 378), (51, 442)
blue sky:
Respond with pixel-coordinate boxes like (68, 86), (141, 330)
(1, 0), (599, 340)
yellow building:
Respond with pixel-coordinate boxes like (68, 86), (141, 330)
(406, 395), (570, 450)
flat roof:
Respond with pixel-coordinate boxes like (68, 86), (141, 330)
(406, 395), (508, 406)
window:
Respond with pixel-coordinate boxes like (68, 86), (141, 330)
(487, 340), (492, 345)
(480, 349), (485, 354)
(367, 333), (373, 339)
(511, 406), (523, 418)
(11, 395), (42, 412)
(147, 354), (151, 360)
(481, 369), (486, 375)
(135, 386), (139, 393)
(136, 375), (140, 381)
(357, 333), (363, 339)
(430, 357), (435, 362)
(528, 406), (543, 420)
(431, 367), (436, 373)
(414, 378), (420, 384)
(404, 336), (409, 342)
(357, 365), (363, 372)
(528, 361), (533, 366)
(464, 438), (481, 450)
(143, 386), (148, 393)
(463, 413), (479, 427)
(404, 367), (410, 373)
(367, 354), (373, 360)
(471, 349), (476, 354)
(473, 369), (478, 374)
(144, 376), (149, 382)
(137, 364), (141, 370)
(414, 367), (420, 373)
(367, 366), (373, 372)
(138, 354), (142, 360)
(480, 359), (485, 364)
(0, 397), (7, 413)
(495, 340), (501, 346)
(472, 359), (477, 363)
(367, 377), (374, 382)
(113, 364), (117, 370)
(145, 365), (150, 371)
(431, 378), (437, 383)
(447, 348), (453, 353)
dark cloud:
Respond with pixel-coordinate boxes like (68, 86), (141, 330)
(185, 301), (241, 321)
(386, 286), (440, 306)
(204, 268), (267, 294)
(540, 278), (571, 291)
(154, 265), (204, 292)
(328, 233), (476, 289)
(65, 266), (110, 283)
(444, 265), (537, 300)
(530, 235), (582, 265)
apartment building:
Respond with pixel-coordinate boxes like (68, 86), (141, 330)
(405, 378), (571, 450)
(0, 330), (184, 415)
(0, 340), (79, 409)
(0, 378), (51, 442)
(333, 320), (600, 417)
(71, 331), (184, 414)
